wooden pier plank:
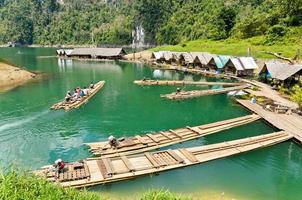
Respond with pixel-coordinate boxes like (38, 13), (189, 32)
(121, 156), (135, 172)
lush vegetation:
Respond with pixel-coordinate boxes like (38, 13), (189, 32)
(0, 0), (301, 46)
(0, 170), (192, 200)
(291, 84), (302, 109)
(0, 170), (100, 200)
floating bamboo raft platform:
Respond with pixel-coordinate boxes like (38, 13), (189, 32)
(134, 80), (242, 86)
(36, 131), (291, 188)
(86, 114), (260, 157)
(51, 81), (105, 111)
(237, 99), (302, 143)
(161, 84), (249, 100)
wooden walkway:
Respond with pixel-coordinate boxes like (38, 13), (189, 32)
(237, 100), (302, 143)
(37, 131), (291, 188)
(161, 84), (249, 100)
(86, 114), (260, 157)
(134, 80), (242, 86)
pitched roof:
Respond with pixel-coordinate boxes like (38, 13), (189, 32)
(180, 52), (194, 63)
(70, 48), (125, 57)
(227, 58), (244, 71)
(262, 62), (302, 80)
(239, 57), (258, 70)
(191, 52), (214, 65)
(152, 51), (165, 60)
(212, 55), (231, 69)
(172, 52), (184, 60)
(163, 51), (174, 61)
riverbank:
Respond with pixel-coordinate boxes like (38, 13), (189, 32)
(0, 60), (37, 92)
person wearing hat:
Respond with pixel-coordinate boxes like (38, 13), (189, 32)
(55, 159), (65, 173)
(176, 87), (181, 94)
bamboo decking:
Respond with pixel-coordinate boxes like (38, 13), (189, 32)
(86, 114), (260, 157)
(36, 131), (291, 188)
(237, 99), (302, 143)
(161, 84), (249, 100)
(134, 80), (242, 86)
(51, 81), (105, 111)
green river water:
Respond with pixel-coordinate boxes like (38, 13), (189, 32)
(0, 48), (302, 200)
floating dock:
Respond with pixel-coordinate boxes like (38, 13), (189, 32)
(51, 81), (105, 111)
(86, 114), (260, 157)
(134, 80), (242, 86)
(36, 131), (291, 188)
(237, 99), (302, 143)
(161, 84), (249, 100)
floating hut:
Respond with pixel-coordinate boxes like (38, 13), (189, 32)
(208, 55), (231, 72)
(191, 52), (214, 69)
(259, 61), (302, 86)
(162, 51), (175, 64)
(69, 48), (126, 59)
(223, 57), (258, 76)
(178, 52), (194, 66)
(151, 51), (166, 63)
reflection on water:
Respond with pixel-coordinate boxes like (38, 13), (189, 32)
(0, 48), (302, 200)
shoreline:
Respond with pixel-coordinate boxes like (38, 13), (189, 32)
(0, 61), (37, 92)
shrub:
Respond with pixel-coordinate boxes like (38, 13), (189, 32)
(140, 189), (191, 200)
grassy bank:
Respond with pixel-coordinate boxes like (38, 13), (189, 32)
(0, 170), (191, 200)
(152, 28), (302, 59)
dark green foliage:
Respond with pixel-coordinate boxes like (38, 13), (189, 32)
(0, 0), (301, 45)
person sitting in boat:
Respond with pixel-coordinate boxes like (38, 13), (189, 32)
(108, 135), (118, 148)
(83, 86), (89, 96)
(72, 88), (79, 100)
(176, 87), (181, 94)
(64, 91), (72, 103)
(55, 159), (65, 174)
(89, 82), (95, 89)
(80, 88), (85, 97)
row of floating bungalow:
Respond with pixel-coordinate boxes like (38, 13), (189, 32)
(57, 48), (126, 60)
(151, 51), (259, 76)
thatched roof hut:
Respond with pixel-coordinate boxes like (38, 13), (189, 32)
(178, 52), (194, 66)
(191, 52), (215, 67)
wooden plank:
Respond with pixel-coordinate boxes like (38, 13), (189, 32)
(186, 126), (202, 135)
(159, 131), (173, 140)
(102, 158), (114, 176)
(146, 134), (160, 143)
(121, 156), (135, 172)
(167, 150), (185, 164)
(144, 152), (161, 168)
(135, 135), (148, 145)
(169, 129), (183, 138)
(179, 148), (198, 163)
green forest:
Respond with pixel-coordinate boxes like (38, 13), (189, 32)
(0, 0), (301, 46)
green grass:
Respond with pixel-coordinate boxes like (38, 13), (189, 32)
(0, 170), (192, 200)
(152, 27), (302, 59)
(140, 190), (191, 200)
(0, 170), (101, 200)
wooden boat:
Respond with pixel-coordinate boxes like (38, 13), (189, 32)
(86, 114), (260, 157)
(51, 81), (105, 111)
(35, 131), (291, 188)
(161, 84), (249, 100)
(134, 79), (242, 86)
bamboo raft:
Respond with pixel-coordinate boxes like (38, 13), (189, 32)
(51, 81), (105, 111)
(35, 131), (291, 188)
(134, 80), (242, 86)
(161, 84), (249, 100)
(86, 114), (260, 157)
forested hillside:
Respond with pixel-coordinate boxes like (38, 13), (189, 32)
(0, 0), (301, 46)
